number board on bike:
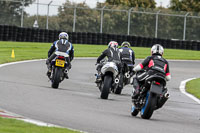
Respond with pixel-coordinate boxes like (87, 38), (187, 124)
(55, 59), (65, 67)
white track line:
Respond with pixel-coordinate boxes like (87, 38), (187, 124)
(0, 59), (45, 68)
(179, 78), (200, 104)
(0, 59), (86, 133)
(0, 108), (60, 127)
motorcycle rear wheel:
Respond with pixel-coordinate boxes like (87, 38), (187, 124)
(115, 85), (123, 94)
(141, 93), (157, 119)
(100, 75), (112, 99)
(51, 67), (62, 88)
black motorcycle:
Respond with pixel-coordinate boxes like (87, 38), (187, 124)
(115, 64), (133, 94)
(49, 51), (69, 88)
(131, 72), (170, 119)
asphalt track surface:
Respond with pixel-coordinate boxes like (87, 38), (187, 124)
(0, 59), (200, 133)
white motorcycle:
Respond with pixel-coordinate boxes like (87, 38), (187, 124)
(96, 61), (120, 99)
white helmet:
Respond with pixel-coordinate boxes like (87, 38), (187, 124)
(59, 32), (69, 40)
(108, 41), (118, 49)
(151, 44), (164, 55)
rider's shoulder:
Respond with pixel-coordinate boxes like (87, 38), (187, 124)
(53, 40), (59, 45)
(146, 56), (152, 59)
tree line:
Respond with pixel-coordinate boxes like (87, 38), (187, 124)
(0, 0), (200, 40)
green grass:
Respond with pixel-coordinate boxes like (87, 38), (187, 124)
(0, 41), (200, 64)
(186, 78), (200, 99)
(0, 117), (80, 133)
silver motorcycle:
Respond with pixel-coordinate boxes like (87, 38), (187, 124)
(96, 61), (120, 99)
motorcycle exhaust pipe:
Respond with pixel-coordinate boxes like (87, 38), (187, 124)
(115, 78), (119, 84)
(125, 73), (130, 78)
(164, 92), (170, 98)
(156, 92), (170, 110)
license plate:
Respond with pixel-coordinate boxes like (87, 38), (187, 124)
(150, 83), (163, 95)
(55, 59), (65, 67)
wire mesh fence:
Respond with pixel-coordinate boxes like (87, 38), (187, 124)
(1, 0), (200, 41)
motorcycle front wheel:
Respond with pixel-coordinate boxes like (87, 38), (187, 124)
(100, 75), (112, 99)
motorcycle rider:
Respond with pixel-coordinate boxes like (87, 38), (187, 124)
(119, 41), (135, 77)
(95, 41), (122, 83)
(46, 32), (74, 79)
(131, 44), (171, 99)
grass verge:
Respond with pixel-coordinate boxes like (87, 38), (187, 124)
(186, 78), (200, 99)
(0, 117), (80, 133)
(1, 41), (200, 64)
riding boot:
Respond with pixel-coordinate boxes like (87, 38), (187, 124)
(46, 60), (52, 78)
(46, 68), (52, 78)
(95, 71), (101, 83)
(131, 78), (140, 99)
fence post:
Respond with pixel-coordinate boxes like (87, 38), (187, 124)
(183, 12), (189, 40)
(155, 10), (161, 38)
(73, 6), (77, 32)
(127, 7), (133, 35)
(21, 0), (25, 27)
(46, 1), (53, 29)
(37, 0), (39, 23)
(100, 5), (106, 33)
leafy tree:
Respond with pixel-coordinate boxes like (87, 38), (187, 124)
(105, 0), (156, 8)
(169, 0), (200, 40)
(0, 0), (35, 26)
(58, 0), (100, 32)
(170, 0), (200, 12)
(23, 15), (60, 30)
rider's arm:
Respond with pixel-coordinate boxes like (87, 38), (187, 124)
(69, 44), (74, 61)
(97, 50), (107, 63)
(133, 56), (151, 72)
(48, 41), (56, 58)
(165, 62), (171, 81)
(132, 50), (135, 65)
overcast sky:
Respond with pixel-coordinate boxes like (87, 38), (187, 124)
(25, 0), (170, 15)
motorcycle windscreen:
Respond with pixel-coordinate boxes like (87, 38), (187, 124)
(150, 83), (163, 95)
(55, 59), (65, 67)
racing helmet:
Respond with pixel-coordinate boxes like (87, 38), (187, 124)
(108, 41), (118, 48)
(121, 41), (130, 47)
(59, 32), (69, 40)
(151, 44), (164, 55)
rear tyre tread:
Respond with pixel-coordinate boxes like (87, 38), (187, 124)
(101, 75), (112, 99)
(51, 67), (62, 89)
(141, 93), (157, 119)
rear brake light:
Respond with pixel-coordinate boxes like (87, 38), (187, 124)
(155, 82), (160, 85)
(58, 56), (65, 59)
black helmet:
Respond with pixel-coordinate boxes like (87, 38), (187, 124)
(121, 41), (130, 47)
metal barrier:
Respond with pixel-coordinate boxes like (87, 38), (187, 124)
(0, 25), (200, 51)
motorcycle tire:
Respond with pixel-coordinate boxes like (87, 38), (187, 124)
(115, 85), (123, 94)
(51, 67), (62, 89)
(115, 74), (124, 94)
(141, 92), (157, 119)
(100, 75), (112, 99)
